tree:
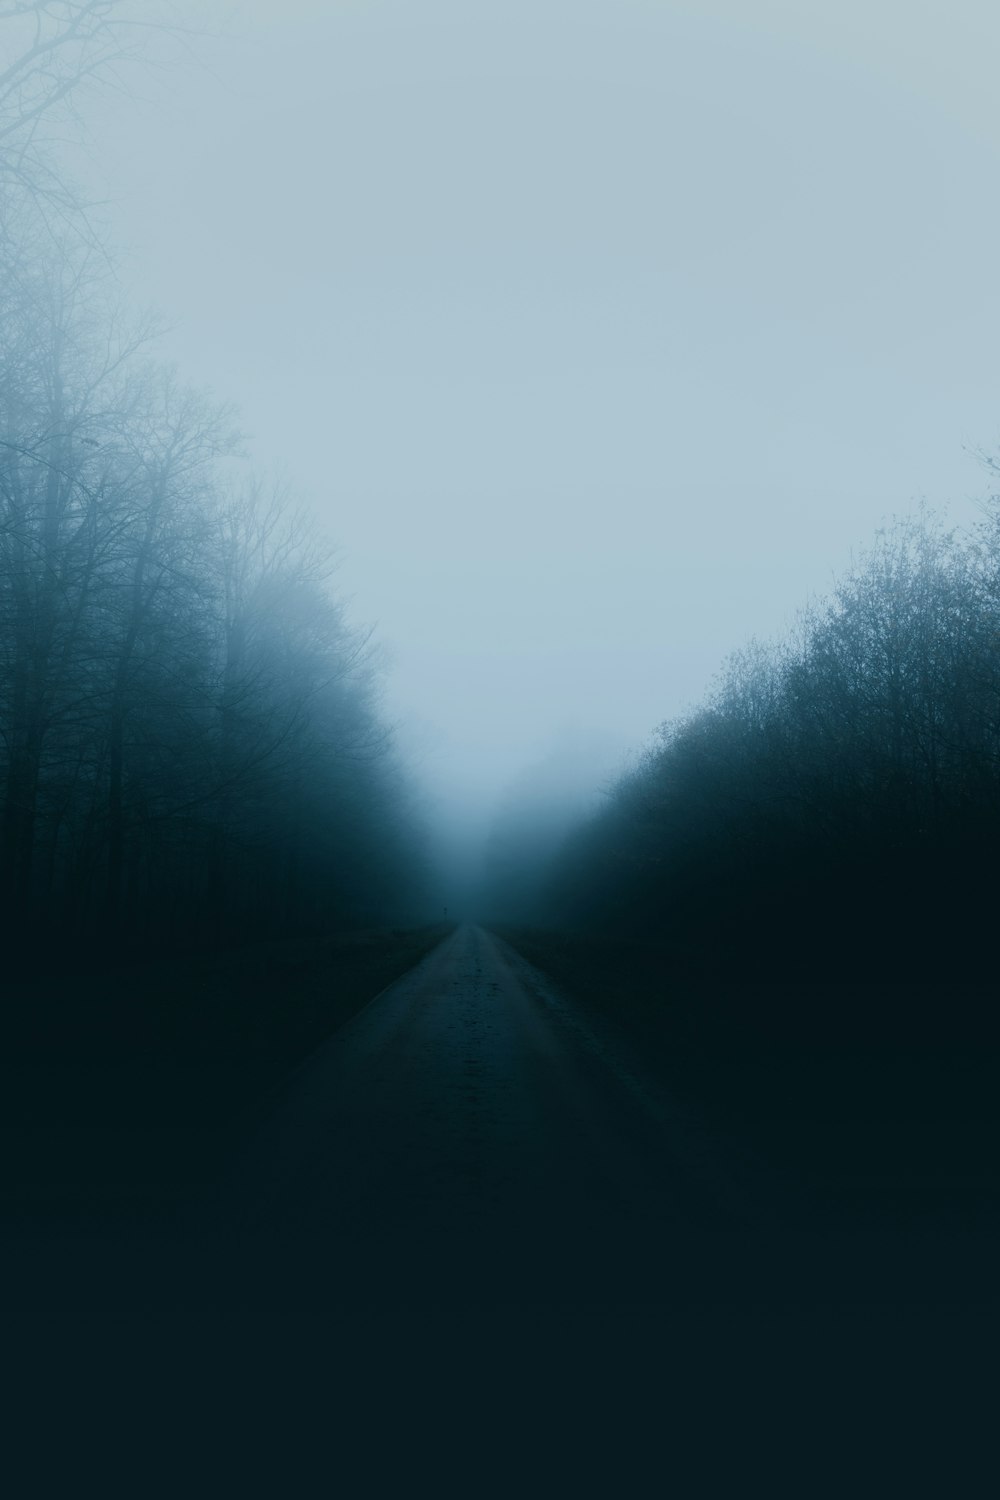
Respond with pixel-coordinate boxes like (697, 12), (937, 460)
(0, 5), (427, 957)
(549, 509), (1000, 996)
(0, 1), (184, 214)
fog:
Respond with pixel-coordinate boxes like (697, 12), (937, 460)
(8, 2), (1000, 1409)
(50, 0), (997, 873)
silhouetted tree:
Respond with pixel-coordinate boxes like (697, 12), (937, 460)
(549, 510), (1000, 1004)
(0, 111), (426, 955)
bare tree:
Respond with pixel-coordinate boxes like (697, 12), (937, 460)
(0, 1), (200, 240)
(0, 9), (426, 953)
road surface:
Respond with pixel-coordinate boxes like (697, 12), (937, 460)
(6, 924), (995, 1495)
(212, 923), (773, 1303)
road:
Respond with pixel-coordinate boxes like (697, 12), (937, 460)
(212, 923), (771, 1303)
(7, 925), (995, 1493)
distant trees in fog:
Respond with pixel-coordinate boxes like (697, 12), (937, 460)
(0, 15), (424, 949)
(0, 2), (178, 216)
(548, 511), (1000, 986)
(481, 729), (626, 922)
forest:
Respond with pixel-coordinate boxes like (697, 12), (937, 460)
(478, 510), (1000, 1232)
(487, 508), (1000, 1054)
(4, 12), (994, 1484)
(0, 9), (425, 964)
(546, 509), (1000, 1009)
(3, 5), (998, 1231)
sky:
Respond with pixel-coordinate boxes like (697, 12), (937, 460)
(66, 0), (1000, 841)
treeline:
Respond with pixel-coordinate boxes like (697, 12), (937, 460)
(480, 730), (624, 923)
(0, 201), (424, 955)
(546, 510), (1000, 1018)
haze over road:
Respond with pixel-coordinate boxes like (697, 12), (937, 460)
(215, 925), (772, 1302)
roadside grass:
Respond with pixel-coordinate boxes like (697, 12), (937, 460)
(493, 925), (1000, 1230)
(0, 923), (452, 1214)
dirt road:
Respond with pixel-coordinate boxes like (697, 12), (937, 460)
(7, 926), (995, 1494)
(213, 923), (771, 1302)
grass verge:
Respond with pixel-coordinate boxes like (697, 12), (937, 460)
(0, 923), (452, 1215)
(494, 924), (1000, 1230)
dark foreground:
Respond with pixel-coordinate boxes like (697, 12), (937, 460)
(0, 923), (450, 1211)
(4, 925), (998, 1491)
(197, 924), (997, 1304)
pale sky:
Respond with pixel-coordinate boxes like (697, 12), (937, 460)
(67, 1), (1000, 833)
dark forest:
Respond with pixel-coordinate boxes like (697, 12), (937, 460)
(2, 7), (997, 1493)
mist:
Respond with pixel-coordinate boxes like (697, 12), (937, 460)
(5, 4), (1000, 1476)
(63, 0), (1000, 859)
